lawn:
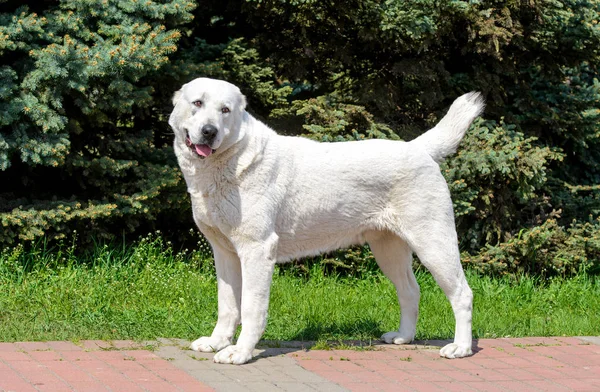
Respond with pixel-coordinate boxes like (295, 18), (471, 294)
(1, 235), (599, 343)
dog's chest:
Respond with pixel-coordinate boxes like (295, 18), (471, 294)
(189, 186), (241, 230)
(189, 192), (222, 228)
(189, 193), (213, 225)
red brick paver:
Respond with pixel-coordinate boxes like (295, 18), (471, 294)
(0, 340), (213, 392)
(289, 337), (600, 391)
(0, 337), (599, 391)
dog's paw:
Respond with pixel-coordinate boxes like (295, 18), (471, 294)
(381, 331), (413, 345)
(440, 343), (473, 359)
(190, 336), (231, 353)
(213, 345), (253, 365)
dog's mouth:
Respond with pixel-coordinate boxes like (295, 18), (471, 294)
(185, 133), (215, 159)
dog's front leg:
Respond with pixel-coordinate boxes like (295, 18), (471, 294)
(213, 233), (277, 365)
(191, 246), (241, 353)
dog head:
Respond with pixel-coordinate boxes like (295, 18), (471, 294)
(169, 78), (247, 158)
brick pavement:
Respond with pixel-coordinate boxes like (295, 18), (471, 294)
(1, 337), (599, 391)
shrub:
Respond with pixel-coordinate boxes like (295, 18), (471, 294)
(443, 118), (563, 251)
(271, 92), (400, 142)
(464, 217), (600, 276)
(0, 1), (196, 244)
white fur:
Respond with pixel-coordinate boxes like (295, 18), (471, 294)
(169, 77), (485, 364)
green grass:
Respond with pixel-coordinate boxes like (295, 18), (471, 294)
(1, 236), (599, 343)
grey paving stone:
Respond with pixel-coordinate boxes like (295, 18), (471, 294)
(275, 381), (319, 391)
(168, 358), (210, 372)
(263, 355), (299, 366)
(307, 382), (349, 392)
(244, 381), (284, 392)
(217, 367), (257, 381)
(156, 337), (178, 345)
(169, 338), (192, 347)
(187, 368), (234, 382)
(155, 345), (192, 360)
(281, 365), (331, 383)
(208, 381), (252, 392)
(579, 336), (600, 345)
(187, 351), (214, 361)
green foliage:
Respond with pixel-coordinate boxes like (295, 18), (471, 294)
(0, 1), (195, 244)
(165, 37), (292, 115)
(219, 39), (293, 113)
(1, 2), (193, 168)
(553, 182), (600, 225)
(511, 62), (600, 184)
(271, 92), (401, 142)
(464, 217), (600, 277)
(443, 118), (563, 251)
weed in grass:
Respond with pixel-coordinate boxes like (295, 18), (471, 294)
(311, 341), (378, 351)
(311, 341), (332, 350)
(514, 342), (560, 348)
(143, 344), (158, 351)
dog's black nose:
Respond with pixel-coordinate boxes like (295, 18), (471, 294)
(201, 124), (218, 141)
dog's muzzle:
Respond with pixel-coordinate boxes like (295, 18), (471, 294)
(185, 125), (218, 158)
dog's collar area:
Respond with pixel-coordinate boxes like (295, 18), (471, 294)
(185, 133), (215, 159)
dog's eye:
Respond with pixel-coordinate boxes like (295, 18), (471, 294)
(192, 100), (203, 107)
(222, 107), (230, 114)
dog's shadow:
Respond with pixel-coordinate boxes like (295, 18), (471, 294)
(251, 320), (483, 361)
(173, 336), (482, 364)
(287, 319), (383, 342)
(253, 339), (483, 362)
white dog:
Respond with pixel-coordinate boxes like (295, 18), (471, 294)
(169, 78), (484, 365)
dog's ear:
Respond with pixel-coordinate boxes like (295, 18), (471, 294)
(172, 89), (182, 106)
(239, 93), (247, 111)
(169, 89), (188, 130)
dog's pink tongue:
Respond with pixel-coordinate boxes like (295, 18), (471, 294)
(195, 144), (212, 157)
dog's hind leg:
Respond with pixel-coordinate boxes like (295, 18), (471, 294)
(402, 222), (473, 359)
(367, 231), (420, 345)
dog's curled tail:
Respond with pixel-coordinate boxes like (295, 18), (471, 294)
(411, 92), (485, 163)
